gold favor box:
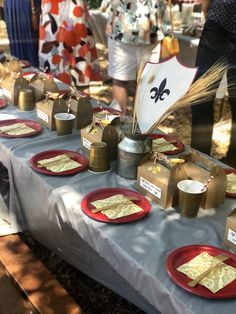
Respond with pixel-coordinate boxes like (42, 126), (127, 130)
(29, 73), (59, 102)
(80, 124), (119, 160)
(180, 151), (226, 209)
(36, 98), (68, 130)
(1, 76), (32, 105)
(69, 96), (93, 129)
(136, 155), (187, 209)
(224, 208), (236, 252)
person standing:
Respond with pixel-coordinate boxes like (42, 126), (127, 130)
(39, 0), (101, 88)
(106, 0), (167, 114)
(4, 0), (41, 67)
(191, 0), (236, 168)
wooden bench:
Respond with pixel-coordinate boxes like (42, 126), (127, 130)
(0, 234), (83, 314)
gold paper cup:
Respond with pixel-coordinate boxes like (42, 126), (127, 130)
(177, 180), (206, 218)
(89, 142), (110, 172)
(18, 88), (35, 111)
(54, 113), (75, 136)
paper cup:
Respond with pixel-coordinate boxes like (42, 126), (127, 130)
(18, 88), (35, 111)
(89, 142), (110, 172)
(177, 180), (206, 218)
(54, 113), (75, 136)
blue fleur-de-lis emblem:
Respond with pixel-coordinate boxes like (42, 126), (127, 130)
(150, 78), (170, 103)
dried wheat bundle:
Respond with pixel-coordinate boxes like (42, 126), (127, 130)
(147, 60), (227, 133)
(174, 61), (227, 107)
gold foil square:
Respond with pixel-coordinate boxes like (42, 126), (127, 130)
(177, 252), (236, 293)
(91, 194), (143, 219)
(37, 154), (81, 172)
(0, 123), (35, 135)
(152, 137), (177, 152)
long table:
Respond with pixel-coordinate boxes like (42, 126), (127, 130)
(1, 103), (236, 314)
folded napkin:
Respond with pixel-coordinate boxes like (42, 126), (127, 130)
(37, 154), (81, 172)
(91, 194), (143, 219)
(0, 123), (35, 135)
(226, 173), (236, 194)
(152, 137), (177, 153)
(177, 252), (236, 293)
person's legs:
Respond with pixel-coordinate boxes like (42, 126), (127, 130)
(192, 20), (228, 155)
(108, 39), (161, 114)
(111, 79), (132, 114)
(108, 38), (140, 114)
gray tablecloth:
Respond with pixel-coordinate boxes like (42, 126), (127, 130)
(1, 104), (236, 314)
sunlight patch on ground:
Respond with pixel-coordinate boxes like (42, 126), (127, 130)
(211, 118), (231, 158)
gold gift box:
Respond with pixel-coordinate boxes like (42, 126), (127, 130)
(1, 76), (32, 105)
(36, 97), (68, 130)
(180, 150), (226, 209)
(80, 123), (119, 161)
(69, 95), (93, 129)
(136, 154), (187, 209)
(29, 73), (59, 102)
(224, 208), (236, 253)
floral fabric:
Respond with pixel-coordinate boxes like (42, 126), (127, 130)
(106, 0), (167, 45)
(39, 0), (101, 87)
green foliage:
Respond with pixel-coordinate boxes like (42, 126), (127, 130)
(86, 0), (102, 9)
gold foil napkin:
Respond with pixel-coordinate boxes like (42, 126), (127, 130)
(0, 123), (35, 135)
(91, 194), (143, 219)
(226, 173), (236, 194)
(152, 137), (177, 153)
(177, 252), (236, 293)
(37, 154), (81, 172)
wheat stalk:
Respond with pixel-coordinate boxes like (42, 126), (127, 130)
(175, 61), (227, 106)
(147, 60), (227, 133)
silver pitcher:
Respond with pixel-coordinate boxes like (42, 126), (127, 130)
(117, 127), (152, 179)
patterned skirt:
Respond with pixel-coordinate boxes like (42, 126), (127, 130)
(39, 0), (102, 87)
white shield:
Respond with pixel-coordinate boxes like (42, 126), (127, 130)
(135, 57), (197, 134)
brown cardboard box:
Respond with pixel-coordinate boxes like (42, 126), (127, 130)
(29, 73), (59, 102)
(69, 96), (93, 129)
(136, 156), (187, 208)
(80, 124), (119, 160)
(180, 150), (226, 209)
(224, 208), (236, 252)
(1, 76), (31, 105)
(36, 98), (68, 130)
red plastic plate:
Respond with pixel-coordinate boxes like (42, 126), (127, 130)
(0, 98), (7, 109)
(22, 71), (37, 76)
(29, 149), (88, 176)
(81, 187), (151, 224)
(0, 119), (42, 138)
(224, 168), (236, 198)
(166, 244), (236, 299)
(149, 133), (185, 155)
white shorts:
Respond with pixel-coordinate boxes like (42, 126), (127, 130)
(108, 38), (160, 81)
